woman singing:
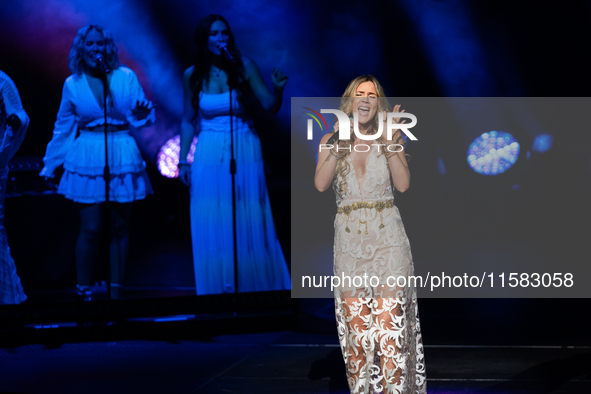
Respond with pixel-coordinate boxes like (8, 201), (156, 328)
(40, 25), (155, 300)
(179, 14), (291, 295)
(315, 76), (426, 393)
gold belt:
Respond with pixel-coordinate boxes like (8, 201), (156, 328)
(337, 200), (394, 234)
(337, 200), (394, 215)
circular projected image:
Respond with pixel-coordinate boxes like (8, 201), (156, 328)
(467, 131), (519, 175)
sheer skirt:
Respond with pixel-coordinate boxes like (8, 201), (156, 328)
(334, 204), (426, 393)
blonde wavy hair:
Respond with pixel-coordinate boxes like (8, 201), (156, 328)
(69, 25), (120, 75)
(333, 75), (402, 195)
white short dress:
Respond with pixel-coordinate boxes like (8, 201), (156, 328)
(40, 67), (154, 203)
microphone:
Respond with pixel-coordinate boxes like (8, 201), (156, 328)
(326, 133), (339, 146)
(217, 42), (235, 63)
(95, 55), (110, 74)
(326, 116), (354, 145)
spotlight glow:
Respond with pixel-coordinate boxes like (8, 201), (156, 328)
(467, 131), (519, 175)
(157, 135), (197, 178)
(532, 134), (554, 153)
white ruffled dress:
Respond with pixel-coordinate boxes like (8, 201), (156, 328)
(40, 67), (154, 203)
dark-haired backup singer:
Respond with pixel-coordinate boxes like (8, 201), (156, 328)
(315, 76), (426, 393)
(0, 70), (29, 304)
(40, 25), (155, 300)
(179, 14), (291, 295)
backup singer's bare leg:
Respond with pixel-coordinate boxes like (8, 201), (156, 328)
(75, 203), (132, 295)
(76, 204), (103, 287)
(110, 202), (133, 298)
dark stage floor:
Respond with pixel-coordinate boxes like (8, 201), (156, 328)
(1, 298), (590, 394)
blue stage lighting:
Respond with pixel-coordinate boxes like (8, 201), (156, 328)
(532, 134), (554, 153)
(437, 156), (446, 175)
(157, 135), (197, 178)
(467, 131), (520, 175)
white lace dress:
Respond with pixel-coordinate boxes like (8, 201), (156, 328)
(333, 146), (426, 393)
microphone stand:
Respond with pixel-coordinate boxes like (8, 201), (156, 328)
(229, 72), (238, 294)
(101, 69), (112, 301)
(216, 45), (239, 294)
(218, 45), (239, 294)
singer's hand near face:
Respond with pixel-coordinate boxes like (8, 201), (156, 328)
(383, 105), (407, 145)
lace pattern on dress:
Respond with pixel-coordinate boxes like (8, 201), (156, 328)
(333, 146), (426, 393)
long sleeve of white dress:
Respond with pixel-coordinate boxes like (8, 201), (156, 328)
(39, 81), (77, 177)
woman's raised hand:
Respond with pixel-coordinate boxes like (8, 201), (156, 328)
(132, 100), (155, 120)
(271, 67), (288, 91)
(383, 105), (406, 144)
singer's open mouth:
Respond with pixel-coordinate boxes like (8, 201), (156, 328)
(358, 106), (370, 116)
